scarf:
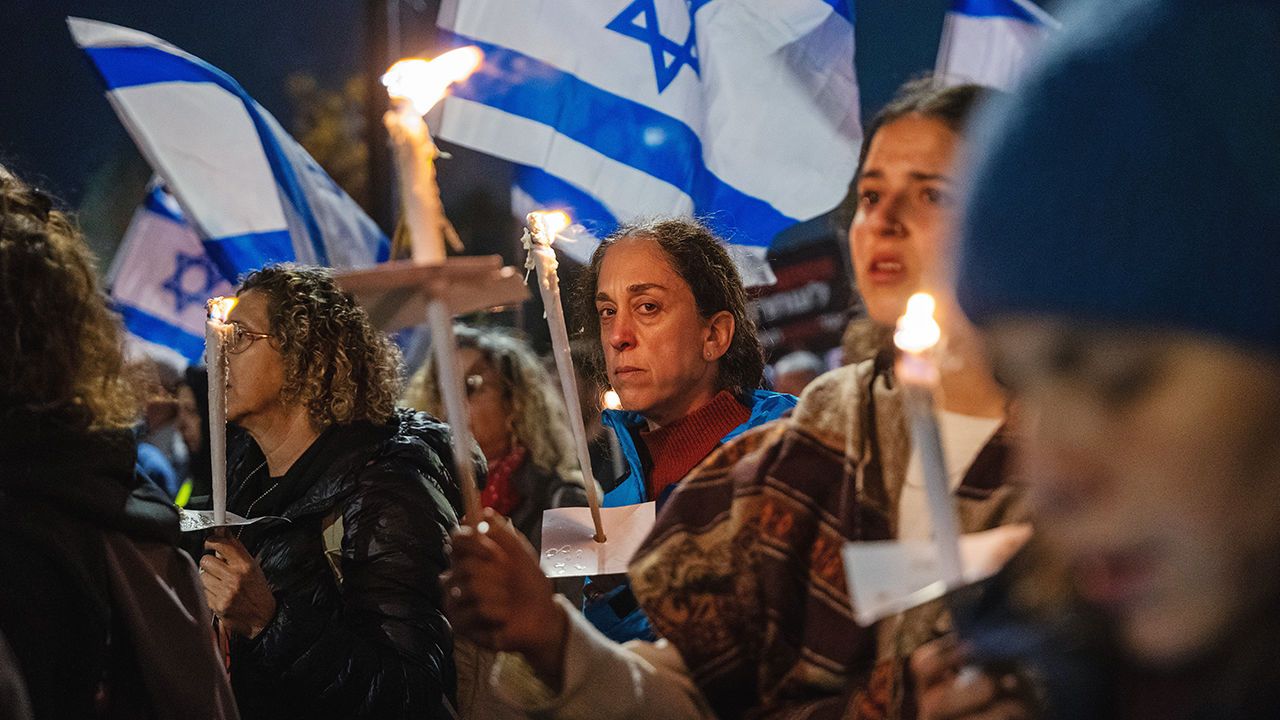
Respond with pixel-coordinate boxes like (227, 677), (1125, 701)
(631, 357), (1022, 719)
(482, 444), (527, 517)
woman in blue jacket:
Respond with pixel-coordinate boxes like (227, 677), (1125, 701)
(572, 217), (797, 642)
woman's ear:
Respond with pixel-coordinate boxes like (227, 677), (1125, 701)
(704, 310), (736, 361)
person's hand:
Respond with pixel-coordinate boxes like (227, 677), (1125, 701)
(441, 509), (569, 686)
(200, 533), (278, 639)
(911, 635), (1035, 720)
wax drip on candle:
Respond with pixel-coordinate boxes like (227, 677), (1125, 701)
(381, 47), (483, 263)
(523, 210), (571, 315)
(208, 296), (238, 324)
(524, 209), (608, 542)
(205, 296), (238, 527)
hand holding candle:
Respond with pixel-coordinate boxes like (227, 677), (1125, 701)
(205, 296), (238, 526)
(893, 292), (964, 586)
(525, 211), (608, 543)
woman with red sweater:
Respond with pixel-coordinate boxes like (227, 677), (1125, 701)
(573, 218), (796, 642)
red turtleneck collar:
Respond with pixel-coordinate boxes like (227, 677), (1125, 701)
(639, 390), (750, 501)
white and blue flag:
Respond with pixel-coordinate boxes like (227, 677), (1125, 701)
(107, 181), (232, 363)
(68, 17), (390, 283)
(435, 0), (861, 283)
(935, 0), (1057, 90)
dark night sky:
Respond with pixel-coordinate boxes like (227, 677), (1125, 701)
(0, 0), (1067, 254)
(0, 1), (394, 200)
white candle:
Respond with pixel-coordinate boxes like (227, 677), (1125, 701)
(384, 101), (445, 264)
(381, 47), (487, 524)
(205, 296), (238, 526)
(603, 390), (627, 481)
(526, 212), (608, 542)
(381, 47), (484, 266)
(428, 301), (482, 524)
(894, 293), (964, 586)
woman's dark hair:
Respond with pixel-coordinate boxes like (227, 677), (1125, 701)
(237, 264), (403, 427)
(572, 217), (765, 397)
(0, 165), (137, 429)
(834, 77), (987, 231)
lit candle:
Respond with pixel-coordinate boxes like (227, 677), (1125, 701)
(526, 211), (608, 542)
(602, 390), (626, 483)
(205, 296), (239, 526)
(382, 46), (486, 524)
(893, 293), (964, 586)
(381, 46), (484, 265)
(602, 389), (622, 411)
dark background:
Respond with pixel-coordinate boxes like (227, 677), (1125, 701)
(0, 0), (1066, 360)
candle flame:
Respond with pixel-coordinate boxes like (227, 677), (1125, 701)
(894, 293), (941, 354)
(382, 46), (484, 116)
(207, 296), (238, 323)
(531, 210), (571, 244)
(602, 389), (622, 410)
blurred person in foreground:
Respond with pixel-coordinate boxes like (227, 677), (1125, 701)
(196, 264), (467, 719)
(912, 1), (1280, 718)
(405, 325), (587, 549)
(443, 80), (1027, 719)
(0, 164), (236, 719)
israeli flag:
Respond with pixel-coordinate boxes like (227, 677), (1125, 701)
(436, 0), (861, 284)
(107, 181), (232, 363)
(68, 17), (390, 283)
(935, 0), (1058, 90)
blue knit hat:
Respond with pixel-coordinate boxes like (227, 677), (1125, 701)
(957, 0), (1280, 359)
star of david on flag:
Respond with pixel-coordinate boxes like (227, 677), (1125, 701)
(435, 0), (861, 284)
(606, 0), (700, 93)
(68, 17), (391, 285)
(107, 181), (234, 363)
(71, 16), (411, 363)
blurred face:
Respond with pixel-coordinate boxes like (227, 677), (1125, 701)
(225, 290), (287, 426)
(176, 384), (202, 453)
(988, 318), (1280, 668)
(774, 369), (819, 397)
(595, 236), (728, 427)
(851, 115), (961, 326)
(460, 347), (514, 463)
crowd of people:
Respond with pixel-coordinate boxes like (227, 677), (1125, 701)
(2, 0), (1278, 718)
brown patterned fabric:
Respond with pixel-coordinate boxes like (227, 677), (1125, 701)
(629, 355), (1025, 720)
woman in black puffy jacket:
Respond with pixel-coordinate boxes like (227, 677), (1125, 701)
(196, 264), (470, 719)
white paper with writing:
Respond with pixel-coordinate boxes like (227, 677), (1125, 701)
(178, 508), (288, 533)
(841, 523), (1033, 626)
(539, 502), (656, 577)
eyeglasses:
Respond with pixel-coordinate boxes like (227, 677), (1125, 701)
(227, 323), (273, 354)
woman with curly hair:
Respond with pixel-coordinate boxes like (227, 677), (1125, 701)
(0, 164), (236, 719)
(196, 263), (468, 719)
(405, 326), (587, 548)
